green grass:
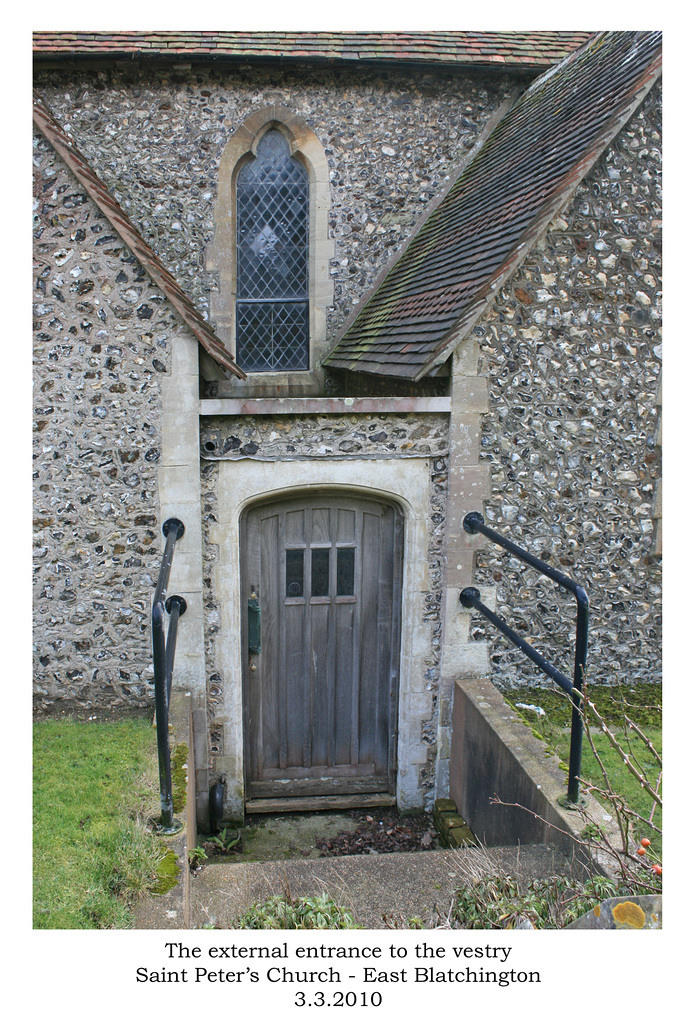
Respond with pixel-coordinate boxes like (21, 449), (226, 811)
(33, 716), (167, 929)
(504, 683), (662, 852)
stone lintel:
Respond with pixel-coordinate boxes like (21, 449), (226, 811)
(199, 396), (451, 416)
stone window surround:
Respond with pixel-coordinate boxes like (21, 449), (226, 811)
(206, 105), (334, 394)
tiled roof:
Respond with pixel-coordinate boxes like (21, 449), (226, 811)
(32, 32), (592, 70)
(325, 31), (662, 380)
(33, 92), (246, 380)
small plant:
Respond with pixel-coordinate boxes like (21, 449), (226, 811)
(188, 846), (208, 870)
(382, 912), (428, 929)
(205, 828), (241, 854)
(579, 822), (604, 842)
(454, 874), (539, 929)
(236, 892), (359, 929)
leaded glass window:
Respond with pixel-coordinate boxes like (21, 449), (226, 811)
(236, 130), (309, 371)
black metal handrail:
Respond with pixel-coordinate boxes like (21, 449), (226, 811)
(460, 511), (589, 806)
(152, 517), (186, 832)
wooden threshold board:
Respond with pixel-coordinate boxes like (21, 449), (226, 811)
(245, 793), (397, 814)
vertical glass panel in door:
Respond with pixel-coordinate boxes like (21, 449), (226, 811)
(311, 548), (330, 597)
(286, 548), (304, 597)
(336, 548), (355, 596)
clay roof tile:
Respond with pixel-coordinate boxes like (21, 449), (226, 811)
(33, 31), (592, 69)
(324, 31), (662, 380)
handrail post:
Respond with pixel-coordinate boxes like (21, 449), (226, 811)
(151, 518), (186, 834)
(152, 601), (174, 830)
(566, 588), (589, 805)
(165, 595), (187, 703)
(462, 511), (588, 806)
(153, 518), (185, 608)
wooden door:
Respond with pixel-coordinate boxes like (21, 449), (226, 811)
(241, 492), (403, 806)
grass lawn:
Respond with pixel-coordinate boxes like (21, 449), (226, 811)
(503, 682), (662, 854)
(33, 715), (167, 929)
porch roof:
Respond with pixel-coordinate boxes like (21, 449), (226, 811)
(324, 31), (662, 381)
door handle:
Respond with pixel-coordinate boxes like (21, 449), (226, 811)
(248, 589), (261, 655)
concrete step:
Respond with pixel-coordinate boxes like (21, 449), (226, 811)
(189, 843), (571, 930)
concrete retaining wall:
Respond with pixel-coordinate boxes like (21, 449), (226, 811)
(449, 676), (619, 865)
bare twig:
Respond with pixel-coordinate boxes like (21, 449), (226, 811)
(625, 716), (663, 768)
(488, 796), (587, 846)
(572, 688), (663, 809)
(489, 795), (658, 891)
(579, 777), (662, 837)
(580, 706), (629, 852)
(646, 769), (663, 826)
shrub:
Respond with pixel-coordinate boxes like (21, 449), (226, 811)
(453, 873), (619, 929)
(236, 892), (359, 929)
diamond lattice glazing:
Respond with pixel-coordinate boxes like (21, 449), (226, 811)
(236, 302), (309, 371)
(236, 131), (309, 371)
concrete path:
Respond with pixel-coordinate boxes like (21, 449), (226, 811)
(189, 844), (569, 930)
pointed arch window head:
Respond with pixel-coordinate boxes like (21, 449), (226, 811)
(236, 130), (309, 371)
(207, 108), (333, 384)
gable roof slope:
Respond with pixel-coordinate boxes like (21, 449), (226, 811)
(33, 91), (246, 379)
(325, 31), (662, 380)
(33, 32), (592, 72)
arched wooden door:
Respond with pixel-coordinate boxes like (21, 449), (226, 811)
(241, 491), (403, 809)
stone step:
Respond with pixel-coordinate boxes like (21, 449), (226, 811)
(189, 843), (571, 930)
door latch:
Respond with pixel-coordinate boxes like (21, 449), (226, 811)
(248, 588), (261, 655)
